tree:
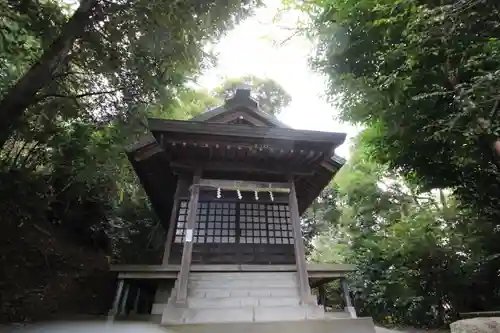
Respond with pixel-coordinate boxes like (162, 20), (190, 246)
(149, 88), (219, 120)
(148, 75), (293, 119)
(0, 0), (263, 321)
(0, 0), (260, 148)
(290, 2), (500, 313)
(214, 75), (292, 115)
(307, 143), (485, 327)
(0, 0), (98, 148)
(300, 0), (500, 221)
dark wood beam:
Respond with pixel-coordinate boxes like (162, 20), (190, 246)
(321, 160), (338, 172)
(318, 284), (326, 311)
(289, 176), (313, 305)
(198, 178), (290, 192)
(149, 118), (346, 146)
(107, 279), (124, 322)
(175, 170), (201, 304)
(171, 161), (315, 176)
(341, 278), (357, 318)
(132, 143), (163, 161)
(161, 180), (182, 265)
(164, 139), (325, 155)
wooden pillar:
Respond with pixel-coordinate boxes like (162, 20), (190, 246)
(318, 284), (327, 311)
(175, 170), (201, 304)
(107, 278), (124, 322)
(131, 286), (141, 315)
(119, 281), (130, 316)
(162, 180), (182, 265)
(288, 175), (312, 304)
(341, 278), (357, 318)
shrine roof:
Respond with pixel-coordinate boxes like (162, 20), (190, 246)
(191, 88), (291, 128)
(125, 89), (347, 227)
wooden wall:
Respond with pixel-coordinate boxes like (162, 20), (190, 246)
(167, 175), (296, 265)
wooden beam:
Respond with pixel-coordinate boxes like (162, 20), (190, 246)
(175, 170), (202, 304)
(341, 278), (357, 318)
(125, 135), (157, 152)
(198, 178), (290, 192)
(161, 179), (181, 265)
(171, 161), (315, 176)
(131, 287), (141, 315)
(318, 284), (326, 311)
(107, 279), (124, 322)
(111, 263), (355, 273)
(320, 160), (338, 172)
(307, 263), (356, 271)
(120, 282), (130, 315)
(118, 272), (178, 279)
(133, 144), (163, 161)
(211, 110), (269, 127)
(288, 176), (313, 305)
(148, 118), (347, 145)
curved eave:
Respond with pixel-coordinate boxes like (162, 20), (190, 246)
(126, 138), (177, 229)
(296, 154), (345, 214)
(126, 130), (347, 225)
(148, 118), (346, 147)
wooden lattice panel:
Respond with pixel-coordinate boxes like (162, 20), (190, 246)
(174, 201), (293, 245)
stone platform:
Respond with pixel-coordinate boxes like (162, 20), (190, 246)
(168, 317), (376, 333)
(158, 272), (350, 325)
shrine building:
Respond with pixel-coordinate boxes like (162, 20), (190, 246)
(109, 89), (376, 333)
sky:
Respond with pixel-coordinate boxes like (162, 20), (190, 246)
(197, 0), (360, 158)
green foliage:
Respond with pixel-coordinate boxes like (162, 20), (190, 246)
(304, 0), (500, 217)
(150, 75), (292, 119)
(289, 0), (500, 327)
(0, 0), (263, 321)
(0, 0), (262, 147)
(306, 147), (479, 327)
(213, 75), (292, 115)
(149, 87), (220, 120)
(0, 0), (263, 252)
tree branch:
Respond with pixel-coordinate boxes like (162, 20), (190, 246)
(36, 88), (123, 101)
(0, 0), (100, 149)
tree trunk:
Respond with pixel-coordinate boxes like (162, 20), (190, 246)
(0, 0), (99, 149)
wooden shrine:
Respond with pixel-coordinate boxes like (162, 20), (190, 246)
(108, 89), (375, 333)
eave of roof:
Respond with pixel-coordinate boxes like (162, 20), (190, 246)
(148, 118), (346, 147)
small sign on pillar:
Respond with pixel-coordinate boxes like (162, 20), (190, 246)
(185, 229), (193, 243)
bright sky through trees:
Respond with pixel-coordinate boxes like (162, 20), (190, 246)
(197, 0), (360, 158)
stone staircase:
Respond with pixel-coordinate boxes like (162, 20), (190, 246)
(161, 272), (350, 325)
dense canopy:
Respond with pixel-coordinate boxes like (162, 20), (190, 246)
(295, 0), (500, 327)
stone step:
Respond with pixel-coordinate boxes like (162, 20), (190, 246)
(164, 317), (377, 333)
(189, 287), (299, 298)
(188, 296), (300, 308)
(162, 305), (327, 325)
(324, 311), (352, 319)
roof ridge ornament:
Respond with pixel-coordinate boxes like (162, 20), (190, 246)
(224, 87), (258, 110)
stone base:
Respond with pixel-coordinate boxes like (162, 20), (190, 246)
(160, 272), (351, 325)
(166, 317), (376, 333)
(345, 306), (357, 318)
(162, 304), (336, 325)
